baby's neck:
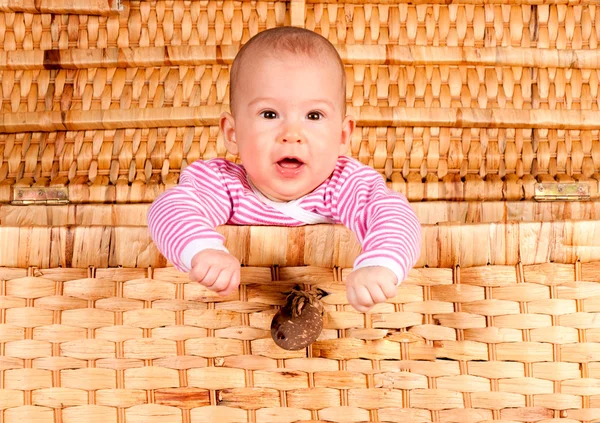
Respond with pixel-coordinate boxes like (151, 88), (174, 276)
(260, 190), (289, 203)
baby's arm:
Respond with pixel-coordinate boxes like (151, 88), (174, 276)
(148, 160), (239, 294)
(331, 162), (422, 311)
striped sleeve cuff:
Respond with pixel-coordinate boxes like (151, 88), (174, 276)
(353, 256), (408, 287)
(179, 239), (230, 272)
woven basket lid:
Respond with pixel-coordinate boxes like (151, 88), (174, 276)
(0, 0), (599, 204)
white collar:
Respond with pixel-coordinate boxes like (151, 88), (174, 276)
(247, 178), (334, 225)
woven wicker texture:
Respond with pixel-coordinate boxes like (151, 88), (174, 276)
(0, 1), (599, 202)
(1, 218), (600, 423)
(2, 2), (600, 422)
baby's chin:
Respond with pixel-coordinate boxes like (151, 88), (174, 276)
(257, 183), (316, 202)
(261, 189), (306, 202)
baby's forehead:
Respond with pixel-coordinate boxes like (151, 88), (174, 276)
(236, 49), (343, 80)
(228, 31), (347, 113)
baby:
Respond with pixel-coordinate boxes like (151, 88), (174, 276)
(148, 27), (421, 312)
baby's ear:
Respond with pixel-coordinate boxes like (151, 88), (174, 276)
(339, 115), (356, 155)
(220, 112), (238, 155)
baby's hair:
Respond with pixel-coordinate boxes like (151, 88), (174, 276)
(229, 26), (346, 113)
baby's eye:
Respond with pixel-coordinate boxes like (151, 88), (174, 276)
(307, 111), (323, 120)
(260, 110), (278, 119)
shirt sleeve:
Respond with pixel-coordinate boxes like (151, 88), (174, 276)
(147, 160), (233, 272)
(329, 160), (422, 285)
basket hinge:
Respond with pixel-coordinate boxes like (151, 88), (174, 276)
(534, 182), (590, 202)
(11, 187), (69, 205)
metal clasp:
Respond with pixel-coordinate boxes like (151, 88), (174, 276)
(534, 183), (590, 202)
(12, 187), (69, 205)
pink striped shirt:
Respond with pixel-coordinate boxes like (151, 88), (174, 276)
(148, 156), (421, 284)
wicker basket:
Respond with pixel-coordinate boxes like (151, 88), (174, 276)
(1, 1), (600, 422)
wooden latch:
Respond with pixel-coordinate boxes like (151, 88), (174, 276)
(534, 182), (590, 202)
(12, 187), (69, 205)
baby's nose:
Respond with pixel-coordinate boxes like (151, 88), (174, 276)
(282, 134), (303, 143)
(281, 126), (304, 143)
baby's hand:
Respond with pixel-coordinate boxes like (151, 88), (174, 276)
(189, 249), (241, 296)
(346, 266), (398, 312)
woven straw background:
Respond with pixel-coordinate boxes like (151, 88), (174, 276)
(0, 0), (599, 202)
(2, 1), (600, 422)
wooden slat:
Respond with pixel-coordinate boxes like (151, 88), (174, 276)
(1, 220), (599, 268)
(0, 0), (119, 15)
(2, 177), (599, 204)
(1, 202), (600, 227)
(290, 0), (306, 27)
(0, 0), (594, 14)
(1, 46), (599, 71)
(2, 106), (600, 133)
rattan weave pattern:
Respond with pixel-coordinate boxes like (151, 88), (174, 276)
(1, 1), (599, 202)
(2, 251), (600, 422)
(2, 66), (599, 112)
(1, 125), (599, 203)
(0, 3), (598, 50)
(2, 2), (600, 422)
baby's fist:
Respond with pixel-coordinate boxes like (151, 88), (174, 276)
(346, 266), (398, 312)
(189, 249), (241, 296)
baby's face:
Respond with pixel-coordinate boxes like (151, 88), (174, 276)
(222, 53), (354, 201)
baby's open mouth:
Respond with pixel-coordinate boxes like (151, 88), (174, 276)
(277, 157), (304, 169)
